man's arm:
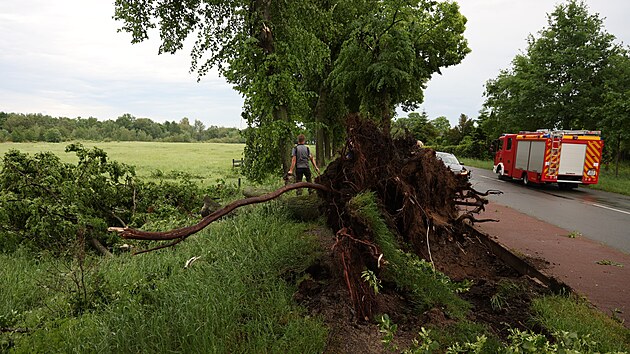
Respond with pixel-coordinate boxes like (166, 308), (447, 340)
(310, 155), (320, 173)
(288, 156), (297, 174)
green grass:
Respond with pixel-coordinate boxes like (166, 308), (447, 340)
(0, 141), (246, 186)
(531, 294), (630, 353)
(459, 157), (494, 170)
(1, 206), (327, 353)
(588, 163), (630, 196)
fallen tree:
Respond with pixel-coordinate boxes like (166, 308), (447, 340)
(110, 114), (499, 318)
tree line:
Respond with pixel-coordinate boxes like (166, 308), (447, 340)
(0, 112), (244, 143)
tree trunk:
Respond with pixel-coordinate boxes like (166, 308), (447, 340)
(380, 91), (392, 135)
(275, 105), (292, 173)
(254, 0), (292, 174)
(324, 128), (332, 160)
(89, 237), (112, 257)
(315, 88), (328, 167)
(615, 132), (621, 177)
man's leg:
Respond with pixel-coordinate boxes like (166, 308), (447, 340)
(304, 168), (312, 194)
(295, 168), (305, 195)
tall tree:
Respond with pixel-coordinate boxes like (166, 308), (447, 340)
(114, 0), (328, 180)
(329, 0), (470, 132)
(430, 116), (451, 145)
(483, 0), (622, 132)
(114, 1), (469, 178)
(599, 51), (630, 174)
(392, 111), (437, 143)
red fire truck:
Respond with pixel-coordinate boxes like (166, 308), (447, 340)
(492, 130), (604, 189)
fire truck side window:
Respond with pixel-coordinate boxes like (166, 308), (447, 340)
(507, 138), (512, 150)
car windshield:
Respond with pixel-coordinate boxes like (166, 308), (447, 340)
(438, 153), (459, 165)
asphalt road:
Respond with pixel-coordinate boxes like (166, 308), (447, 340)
(467, 167), (630, 254)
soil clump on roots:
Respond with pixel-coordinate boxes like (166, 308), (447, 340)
(295, 114), (550, 352)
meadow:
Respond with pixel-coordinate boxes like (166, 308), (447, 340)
(0, 141), (246, 186)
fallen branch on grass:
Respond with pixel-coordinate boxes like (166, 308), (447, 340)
(108, 182), (331, 254)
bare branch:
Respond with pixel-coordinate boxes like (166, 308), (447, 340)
(109, 182), (331, 250)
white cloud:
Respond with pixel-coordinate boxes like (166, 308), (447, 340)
(0, 0), (244, 127)
(1, 0), (628, 129)
(416, 0), (630, 126)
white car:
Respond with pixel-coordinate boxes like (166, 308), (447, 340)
(436, 152), (471, 179)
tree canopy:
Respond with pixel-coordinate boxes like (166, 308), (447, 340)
(483, 0), (623, 133)
(114, 0), (471, 180)
(481, 0), (629, 167)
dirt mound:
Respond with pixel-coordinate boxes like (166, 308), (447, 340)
(294, 115), (550, 351)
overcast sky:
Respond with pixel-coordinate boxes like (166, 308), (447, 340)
(1, 1), (628, 128)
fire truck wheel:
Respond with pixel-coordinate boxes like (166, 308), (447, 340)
(522, 173), (529, 186)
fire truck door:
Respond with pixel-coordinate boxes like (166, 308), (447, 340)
(515, 141), (531, 171)
(559, 143), (587, 175)
(528, 141), (545, 173)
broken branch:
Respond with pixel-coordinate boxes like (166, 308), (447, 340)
(108, 182), (331, 251)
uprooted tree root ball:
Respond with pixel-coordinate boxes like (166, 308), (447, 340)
(315, 113), (501, 319)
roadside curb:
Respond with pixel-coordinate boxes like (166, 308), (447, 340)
(466, 223), (571, 294)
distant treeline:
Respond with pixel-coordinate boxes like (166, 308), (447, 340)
(0, 112), (245, 143)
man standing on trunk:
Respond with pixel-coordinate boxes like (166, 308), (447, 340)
(288, 134), (319, 194)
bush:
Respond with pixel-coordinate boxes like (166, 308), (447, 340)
(430, 137), (491, 160)
(0, 144), (239, 255)
(0, 144), (135, 254)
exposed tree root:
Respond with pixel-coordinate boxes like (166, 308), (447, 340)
(109, 182), (330, 254)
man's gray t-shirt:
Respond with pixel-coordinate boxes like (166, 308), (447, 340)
(292, 144), (310, 169)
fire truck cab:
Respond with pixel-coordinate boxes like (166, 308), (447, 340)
(492, 130), (604, 189)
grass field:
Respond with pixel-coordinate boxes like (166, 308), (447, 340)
(0, 141), (246, 186)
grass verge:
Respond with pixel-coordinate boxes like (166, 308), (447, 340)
(1, 205), (327, 353)
(531, 294), (630, 353)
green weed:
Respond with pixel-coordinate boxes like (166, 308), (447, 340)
(361, 269), (382, 294)
(377, 314), (398, 351)
(567, 230), (582, 238)
(489, 279), (524, 311)
(596, 259), (624, 267)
